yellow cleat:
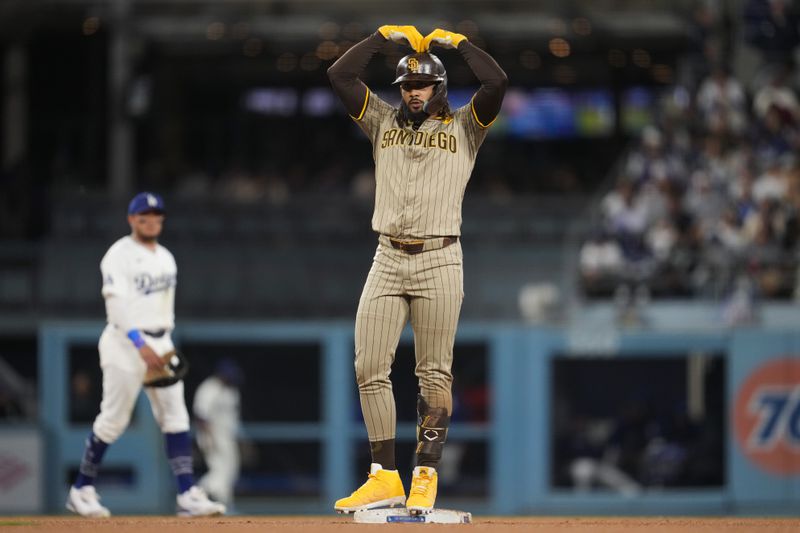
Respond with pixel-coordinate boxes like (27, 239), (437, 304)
(406, 466), (438, 515)
(334, 464), (406, 514)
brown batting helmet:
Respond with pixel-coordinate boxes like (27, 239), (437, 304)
(392, 52), (446, 85)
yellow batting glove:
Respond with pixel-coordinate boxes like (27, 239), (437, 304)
(422, 28), (468, 50)
(378, 25), (424, 52)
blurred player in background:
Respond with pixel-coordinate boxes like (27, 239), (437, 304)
(193, 358), (243, 507)
(65, 192), (226, 518)
(328, 26), (507, 514)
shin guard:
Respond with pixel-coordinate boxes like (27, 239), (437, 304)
(415, 394), (450, 468)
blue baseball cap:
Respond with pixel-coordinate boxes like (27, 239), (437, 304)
(216, 358), (244, 386)
(128, 192), (165, 215)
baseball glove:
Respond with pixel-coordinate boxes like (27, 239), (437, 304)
(143, 349), (189, 388)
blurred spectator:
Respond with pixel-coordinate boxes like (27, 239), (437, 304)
(579, 230), (624, 297)
(729, 166), (760, 222)
(753, 65), (800, 124)
(752, 158), (789, 203)
(637, 179), (671, 229)
(745, 199), (794, 297)
(711, 206), (748, 254)
(518, 282), (561, 323)
(193, 358), (244, 506)
(754, 107), (799, 164)
(695, 134), (732, 188)
(684, 170), (727, 237)
(640, 436), (689, 487)
(646, 217), (679, 262)
(696, 65), (748, 135)
(601, 181), (649, 237)
(624, 126), (687, 186)
(567, 416), (643, 496)
(722, 274), (756, 325)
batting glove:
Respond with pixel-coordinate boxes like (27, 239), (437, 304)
(422, 28), (468, 50)
(378, 25), (425, 52)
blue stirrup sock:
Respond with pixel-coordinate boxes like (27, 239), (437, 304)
(74, 432), (109, 488)
(165, 431), (195, 494)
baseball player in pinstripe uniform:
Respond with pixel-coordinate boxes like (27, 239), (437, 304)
(65, 192), (225, 517)
(328, 26), (507, 514)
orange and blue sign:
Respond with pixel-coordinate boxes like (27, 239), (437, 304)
(734, 357), (800, 476)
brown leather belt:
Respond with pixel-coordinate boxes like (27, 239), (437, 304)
(385, 236), (458, 255)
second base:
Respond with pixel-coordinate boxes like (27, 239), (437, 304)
(353, 507), (472, 524)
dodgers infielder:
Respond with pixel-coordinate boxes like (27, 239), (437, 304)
(328, 26), (507, 514)
(66, 192), (225, 517)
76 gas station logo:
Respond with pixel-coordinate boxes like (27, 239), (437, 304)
(746, 386), (800, 450)
(734, 358), (800, 475)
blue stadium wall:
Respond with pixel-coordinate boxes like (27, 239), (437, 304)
(13, 319), (800, 515)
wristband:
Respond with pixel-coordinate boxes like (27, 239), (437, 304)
(127, 329), (146, 349)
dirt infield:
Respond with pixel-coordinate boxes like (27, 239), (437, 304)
(1, 516), (799, 532)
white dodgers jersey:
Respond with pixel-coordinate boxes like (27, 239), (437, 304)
(193, 377), (240, 435)
(100, 236), (177, 331)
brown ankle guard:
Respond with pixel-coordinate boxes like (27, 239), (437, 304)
(415, 394), (450, 467)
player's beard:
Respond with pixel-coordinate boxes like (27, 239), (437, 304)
(133, 227), (160, 244)
(399, 101), (428, 129)
(135, 233), (158, 244)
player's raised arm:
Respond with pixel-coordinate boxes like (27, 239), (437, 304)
(327, 25), (423, 119)
(423, 29), (508, 127)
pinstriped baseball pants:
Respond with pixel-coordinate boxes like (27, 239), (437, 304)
(354, 240), (464, 442)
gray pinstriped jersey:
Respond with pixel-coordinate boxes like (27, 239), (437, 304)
(355, 92), (489, 238)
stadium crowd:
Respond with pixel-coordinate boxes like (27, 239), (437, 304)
(580, 0), (800, 309)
